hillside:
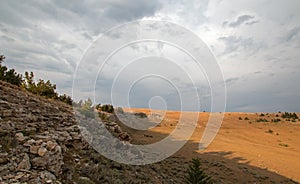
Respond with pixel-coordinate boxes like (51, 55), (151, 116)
(125, 108), (300, 183)
(0, 80), (299, 183)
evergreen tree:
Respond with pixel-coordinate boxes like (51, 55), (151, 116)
(186, 158), (212, 184)
(0, 54), (23, 86)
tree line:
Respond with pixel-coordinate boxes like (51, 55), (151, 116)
(0, 54), (73, 105)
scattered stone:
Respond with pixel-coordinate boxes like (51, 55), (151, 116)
(40, 170), (56, 183)
(114, 125), (122, 133)
(30, 145), (40, 155)
(38, 147), (47, 157)
(15, 132), (26, 142)
(23, 139), (35, 147)
(46, 141), (57, 151)
(17, 153), (31, 171)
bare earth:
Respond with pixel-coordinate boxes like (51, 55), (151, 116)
(124, 108), (300, 183)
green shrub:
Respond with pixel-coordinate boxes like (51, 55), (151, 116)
(23, 71), (57, 98)
(238, 117), (242, 120)
(95, 104), (101, 110)
(256, 118), (268, 122)
(186, 158), (212, 184)
(22, 71), (72, 105)
(281, 112), (298, 119)
(0, 54), (73, 105)
(0, 55), (23, 86)
(100, 104), (114, 113)
(78, 98), (95, 118)
(271, 118), (281, 123)
(265, 129), (273, 134)
(244, 117), (249, 120)
(134, 112), (147, 118)
(58, 94), (73, 105)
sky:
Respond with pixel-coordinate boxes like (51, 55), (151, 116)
(0, 0), (300, 112)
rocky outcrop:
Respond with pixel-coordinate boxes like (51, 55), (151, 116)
(0, 81), (135, 183)
(0, 78), (215, 184)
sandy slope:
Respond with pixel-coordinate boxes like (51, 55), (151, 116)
(123, 108), (300, 182)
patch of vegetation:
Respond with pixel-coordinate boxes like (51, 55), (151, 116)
(100, 104), (114, 113)
(0, 55), (23, 86)
(0, 54), (73, 105)
(185, 158), (212, 184)
(278, 143), (288, 147)
(281, 112), (298, 120)
(256, 118), (268, 122)
(259, 113), (265, 117)
(265, 129), (273, 134)
(244, 117), (249, 120)
(271, 118), (281, 123)
(58, 94), (73, 105)
(22, 71), (57, 98)
(238, 117), (242, 120)
(77, 98), (95, 118)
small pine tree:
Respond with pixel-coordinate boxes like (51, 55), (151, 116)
(0, 55), (23, 86)
(186, 158), (212, 184)
(78, 98), (95, 118)
(58, 94), (73, 105)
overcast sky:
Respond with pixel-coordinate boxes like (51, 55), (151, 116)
(1, 0), (300, 112)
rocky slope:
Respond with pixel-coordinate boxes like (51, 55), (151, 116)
(0, 80), (189, 184)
